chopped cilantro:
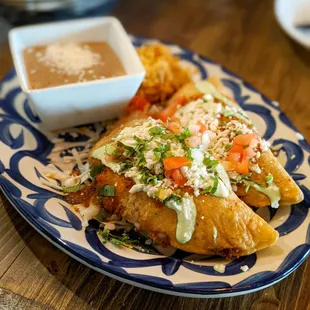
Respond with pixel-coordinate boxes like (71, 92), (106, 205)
(165, 150), (174, 158)
(245, 182), (251, 193)
(106, 144), (121, 156)
(149, 126), (166, 136)
(99, 185), (115, 197)
(90, 164), (105, 178)
(229, 177), (238, 183)
(223, 111), (234, 117)
(203, 156), (219, 169)
(266, 173), (273, 185)
(135, 148), (146, 166)
(94, 209), (109, 222)
(201, 185), (212, 194)
(99, 229), (139, 247)
(241, 174), (251, 181)
(224, 144), (232, 152)
(62, 183), (80, 193)
(133, 135), (146, 144)
(117, 141), (135, 157)
(140, 168), (158, 185)
(154, 145), (168, 160)
(153, 212), (158, 216)
(220, 121), (227, 126)
(161, 133), (175, 140)
(177, 127), (191, 143)
(210, 176), (219, 194)
(98, 229), (158, 254)
(235, 131), (243, 136)
(119, 161), (133, 172)
(164, 195), (182, 205)
(185, 148), (193, 160)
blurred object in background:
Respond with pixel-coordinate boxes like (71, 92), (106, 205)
(275, 0), (310, 49)
(292, 0), (310, 27)
(0, 0), (119, 25)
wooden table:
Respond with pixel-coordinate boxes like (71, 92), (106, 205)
(0, 0), (309, 309)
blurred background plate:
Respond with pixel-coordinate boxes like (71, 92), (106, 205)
(275, 0), (310, 49)
(0, 0), (118, 25)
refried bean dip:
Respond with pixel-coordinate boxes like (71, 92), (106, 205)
(23, 42), (126, 89)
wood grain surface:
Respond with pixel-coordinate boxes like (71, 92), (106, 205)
(0, 0), (309, 309)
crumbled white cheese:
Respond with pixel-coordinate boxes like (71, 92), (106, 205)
(213, 264), (226, 273)
(39, 43), (102, 76)
(181, 160), (213, 196)
(174, 99), (221, 133)
(188, 124), (200, 135)
(203, 93), (213, 101)
(170, 142), (186, 157)
(145, 150), (160, 171)
(191, 148), (204, 163)
(296, 133), (304, 140)
(129, 184), (144, 193)
(250, 164), (262, 174)
(240, 265), (249, 272)
(124, 167), (140, 181)
(272, 101), (279, 107)
(115, 117), (161, 143)
(260, 140), (270, 152)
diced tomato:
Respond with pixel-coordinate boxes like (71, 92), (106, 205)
(229, 144), (243, 155)
(166, 119), (182, 134)
(158, 95), (187, 122)
(242, 147), (256, 159)
(250, 137), (259, 148)
(221, 160), (236, 171)
(186, 136), (202, 148)
(164, 169), (173, 179)
(235, 159), (249, 174)
(105, 155), (118, 162)
(233, 133), (257, 146)
(226, 152), (241, 163)
(197, 120), (207, 133)
(163, 157), (191, 171)
(171, 168), (187, 187)
(126, 95), (150, 114)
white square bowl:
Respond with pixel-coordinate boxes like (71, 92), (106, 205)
(9, 17), (145, 130)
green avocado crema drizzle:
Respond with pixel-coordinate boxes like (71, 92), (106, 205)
(165, 195), (197, 244)
(252, 182), (280, 208)
(243, 175), (281, 208)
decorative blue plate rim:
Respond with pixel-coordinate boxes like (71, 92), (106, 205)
(0, 36), (309, 298)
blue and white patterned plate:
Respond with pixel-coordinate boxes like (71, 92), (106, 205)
(0, 37), (309, 298)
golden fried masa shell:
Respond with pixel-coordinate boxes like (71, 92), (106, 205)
(91, 166), (278, 257)
(89, 119), (278, 257)
(236, 150), (304, 207)
(168, 80), (304, 207)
